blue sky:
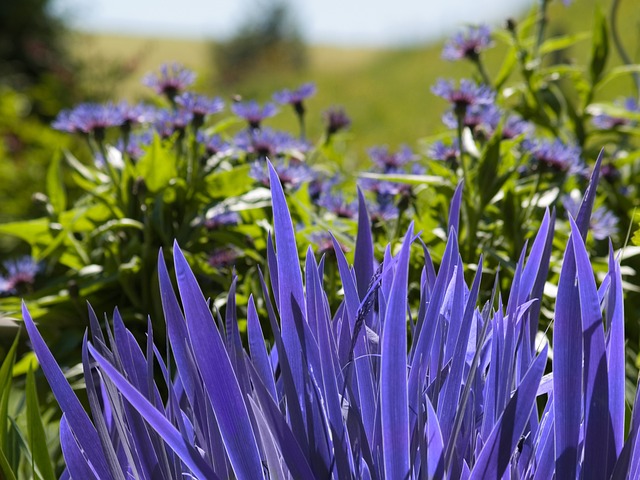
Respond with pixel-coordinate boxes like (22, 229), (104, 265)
(53, 0), (534, 46)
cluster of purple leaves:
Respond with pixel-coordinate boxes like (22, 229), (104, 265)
(23, 159), (640, 479)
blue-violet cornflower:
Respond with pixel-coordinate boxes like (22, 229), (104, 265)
(250, 159), (314, 190)
(52, 102), (124, 139)
(153, 109), (194, 138)
(442, 24), (493, 61)
(234, 127), (308, 160)
(273, 82), (316, 116)
(432, 79), (495, 114)
(323, 106), (351, 137)
(429, 139), (460, 165)
(318, 192), (358, 219)
(592, 97), (639, 130)
(368, 145), (416, 172)
(197, 132), (233, 157)
(523, 138), (583, 174)
(175, 93), (224, 123)
(204, 211), (240, 230)
(231, 100), (278, 129)
(143, 63), (196, 100)
(0, 256), (38, 294)
(563, 193), (618, 240)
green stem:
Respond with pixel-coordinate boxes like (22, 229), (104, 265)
(534, 0), (551, 59)
(610, 0), (640, 99)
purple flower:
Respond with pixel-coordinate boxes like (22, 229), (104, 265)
(0, 256), (38, 294)
(503, 114), (533, 139)
(153, 109), (193, 138)
(234, 128), (308, 159)
(563, 193), (618, 240)
(176, 93), (224, 121)
(432, 79), (495, 112)
(197, 132), (233, 157)
(204, 211), (240, 230)
(208, 248), (238, 269)
(143, 63), (196, 100)
(273, 82), (316, 116)
(442, 24), (493, 61)
(523, 138), (583, 174)
(231, 100), (278, 129)
(52, 102), (124, 138)
(250, 159), (314, 190)
(307, 231), (347, 256)
(442, 103), (501, 136)
(368, 199), (399, 222)
(323, 106), (351, 136)
(117, 131), (153, 160)
(429, 139), (460, 164)
(592, 97), (639, 130)
(318, 192), (358, 218)
(117, 102), (156, 126)
(368, 145), (416, 171)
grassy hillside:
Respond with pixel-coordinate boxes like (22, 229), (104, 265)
(67, 0), (640, 167)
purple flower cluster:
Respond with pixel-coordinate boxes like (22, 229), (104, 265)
(429, 139), (460, 165)
(204, 211), (240, 230)
(318, 191), (358, 219)
(442, 24), (493, 61)
(197, 132), (233, 157)
(175, 92), (224, 120)
(52, 102), (126, 137)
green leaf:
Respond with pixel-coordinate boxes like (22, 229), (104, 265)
(539, 32), (590, 56)
(46, 151), (67, 214)
(596, 65), (640, 91)
(136, 134), (177, 193)
(205, 164), (253, 198)
(475, 125), (503, 209)
(589, 6), (609, 85)
(0, 333), (19, 452)
(26, 365), (56, 480)
(0, 448), (16, 480)
(0, 218), (51, 246)
(494, 46), (517, 90)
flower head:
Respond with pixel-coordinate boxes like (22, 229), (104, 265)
(368, 145), (416, 171)
(273, 82), (316, 116)
(197, 132), (233, 157)
(143, 63), (196, 100)
(503, 114), (533, 139)
(432, 79), (495, 112)
(429, 139), (460, 165)
(250, 159), (314, 190)
(318, 192), (358, 219)
(0, 256), (38, 294)
(442, 103), (501, 136)
(204, 211), (240, 230)
(117, 131), (153, 160)
(563, 192), (618, 240)
(52, 102), (124, 138)
(523, 138), (583, 174)
(231, 100), (278, 129)
(442, 24), (493, 61)
(208, 248), (238, 269)
(591, 97), (639, 130)
(323, 106), (351, 137)
(153, 109), (193, 138)
(234, 127), (308, 159)
(175, 93), (224, 121)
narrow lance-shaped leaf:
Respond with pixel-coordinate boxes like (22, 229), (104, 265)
(570, 217), (610, 479)
(381, 224), (413, 479)
(173, 242), (265, 480)
(21, 303), (112, 479)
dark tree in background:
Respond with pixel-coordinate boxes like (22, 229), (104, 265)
(214, 0), (308, 86)
(0, 0), (78, 117)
